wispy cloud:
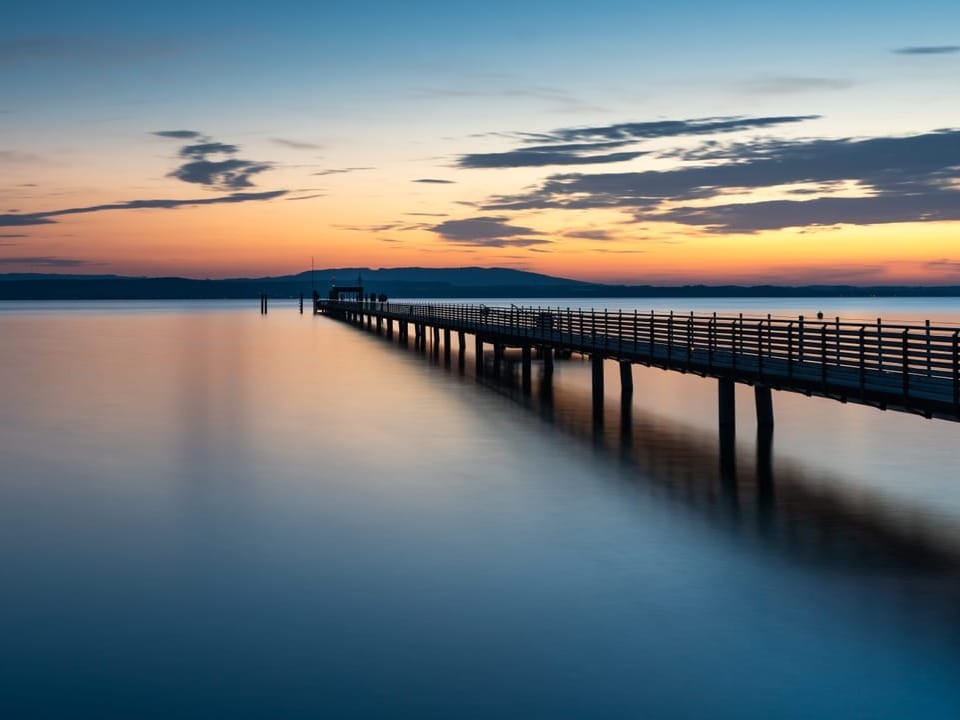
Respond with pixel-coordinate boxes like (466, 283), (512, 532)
(564, 229), (615, 240)
(272, 138), (323, 150)
(0, 150), (42, 164)
(312, 167), (374, 176)
(413, 85), (604, 113)
(0, 256), (93, 268)
(456, 115), (819, 169)
(892, 45), (960, 55)
(0, 35), (174, 67)
(742, 76), (853, 95)
(152, 130), (203, 139)
(0, 191), (287, 227)
(430, 216), (550, 247)
(413, 178), (456, 184)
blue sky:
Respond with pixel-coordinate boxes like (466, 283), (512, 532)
(2, 0), (958, 281)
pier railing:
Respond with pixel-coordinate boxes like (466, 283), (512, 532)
(318, 300), (960, 416)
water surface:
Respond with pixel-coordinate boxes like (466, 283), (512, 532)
(1, 299), (959, 718)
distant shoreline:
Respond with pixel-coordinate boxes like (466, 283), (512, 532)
(3, 268), (960, 301)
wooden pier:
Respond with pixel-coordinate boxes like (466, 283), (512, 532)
(316, 300), (960, 429)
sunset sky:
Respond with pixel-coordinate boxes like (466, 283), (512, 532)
(2, 0), (959, 284)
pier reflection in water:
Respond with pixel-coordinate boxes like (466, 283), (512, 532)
(420, 329), (960, 636)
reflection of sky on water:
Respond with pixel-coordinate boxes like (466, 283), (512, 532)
(0, 300), (959, 717)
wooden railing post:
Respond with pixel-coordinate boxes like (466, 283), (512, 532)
(877, 318), (883, 372)
(859, 326), (866, 394)
(926, 319), (932, 376)
(649, 310), (654, 363)
(731, 320), (738, 370)
(787, 321), (794, 378)
(820, 323), (828, 389)
(708, 315), (715, 370)
(902, 329), (910, 397)
(618, 310), (623, 354)
(757, 321), (764, 378)
(953, 329), (959, 409)
(798, 315), (805, 362)
(667, 311), (673, 366)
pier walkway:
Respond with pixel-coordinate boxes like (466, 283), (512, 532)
(316, 300), (960, 426)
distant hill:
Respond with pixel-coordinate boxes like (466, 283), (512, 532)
(2, 267), (960, 300)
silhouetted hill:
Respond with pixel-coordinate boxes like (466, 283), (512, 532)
(2, 267), (960, 300)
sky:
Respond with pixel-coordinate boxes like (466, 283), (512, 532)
(1, 0), (959, 284)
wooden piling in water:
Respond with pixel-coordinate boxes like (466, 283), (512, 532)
(755, 384), (774, 430)
(522, 345), (532, 394)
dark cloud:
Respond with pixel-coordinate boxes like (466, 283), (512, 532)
(659, 191), (960, 233)
(482, 130), (960, 232)
(458, 149), (645, 169)
(271, 138), (322, 150)
(430, 216), (550, 247)
(564, 229), (614, 240)
(149, 132), (276, 191)
(284, 193), (325, 201)
(893, 46), (960, 55)
(179, 142), (239, 158)
(152, 130), (203, 139)
(457, 115), (818, 169)
(413, 178), (456, 184)
(405, 212), (448, 217)
(0, 191), (287, 227)
(0, 233), (28, 238)
(516, 115), (819, 145)
(312, 167), (374, 176)
(0, 256), (91, 268)
(170, 158), (271, 189)
(743, 76), (853, 94)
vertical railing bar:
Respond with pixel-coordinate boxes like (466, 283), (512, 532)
(902, 329), (910, 398)
(859, 325), (866, 394)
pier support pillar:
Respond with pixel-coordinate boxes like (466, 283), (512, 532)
(493, 344), (503, 376)
(458, 331), (466, 353)
(386, 318), (393, 339)
(619, 361), (633, 398)
(443, 328), (451, 363)
(592, 354), (604, 420)
(754, 384), (774, 431)
(543, 347), (554, 379)
(376, 315), (382, 334)
(719, 377), (736, 481)
(475, 336), (484, 377)
(433, 325), (440, 346)
(521, 345), (532, 394)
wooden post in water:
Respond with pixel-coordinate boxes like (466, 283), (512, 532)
(718, 377), (736, 480)
(493, 344), (503, 376)
(592, 354), (604, 420)
(755, 384), (774, 430)
(619, 360), (633, 399)
(521, 345), (532, 394)
(443, 328), (451, 363)
(475, 335), (484, 377)
(299, 293), (303, 314)
(458, 331), (466, 353)
(543, 346), (554, 379)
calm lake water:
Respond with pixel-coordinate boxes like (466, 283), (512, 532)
(2, 298), (960, 718)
